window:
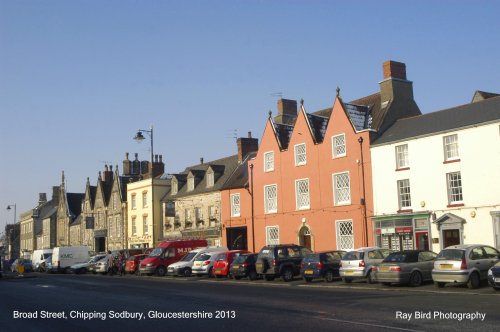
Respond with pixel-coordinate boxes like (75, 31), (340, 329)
(142, 191), (148, 208)
(332, 134), (346, 158)
(395, 144), (409, 169)
(187, 176), (194, 191)
(171, 179), (178, 195)
(443, 134), (459, 161)
(185, 209), (192, 222)
(143, 215), (148, 234)
(131, 216), (137, 235)
(131, 194), (137, 209)
(336, 220), (354, 250)
(295, 179), (310, 210)
(447, 172), (463, 204)
(333, 172), (351, 205)
(230, 194), (241, 217)
(397, 179), (412, 209)
(115, 216), (121, 238)
(206, 172), (214, 187)
(108, 217), (113, 238)
(264, 184), (278, 213)
(294, 143), (307, 166)
(112, 194), (117, 211)
(266, 226), (279, 245)
(264, 151), (274, 172)
(195, 207), (202, 221)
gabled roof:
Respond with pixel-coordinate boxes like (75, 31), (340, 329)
(163, 155), (239, 199)
(221, 152), (257, 190)
(66, 193), (84, 218)
(305, 112), (329, 144)
(471, 90), (500, 103)
(271, 121), (294, 150)
(343, 102), (372, 131)
(372, 95), (500, 146)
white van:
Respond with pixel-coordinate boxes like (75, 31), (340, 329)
(32, 249), (53, 272)
(49, 246), (91, 272)
(167, 246), (228, 277)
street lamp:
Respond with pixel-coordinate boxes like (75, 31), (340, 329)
(133, 125), (154, 164)
(6, 204), (16, 225)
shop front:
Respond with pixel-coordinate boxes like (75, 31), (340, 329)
(373, 213), (432, 251)
(181, 227), (222, 247)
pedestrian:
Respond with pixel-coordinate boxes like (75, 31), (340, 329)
(107, 251), (114, 276)
(119, 254), (126, 276)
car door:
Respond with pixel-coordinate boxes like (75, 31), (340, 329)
(482, 246), (500, 277)
(418, 251), (437, 281)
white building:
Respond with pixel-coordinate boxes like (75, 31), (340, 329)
(370, 91), (500, 252)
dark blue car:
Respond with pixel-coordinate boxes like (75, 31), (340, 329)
(301, 251), (345, 282)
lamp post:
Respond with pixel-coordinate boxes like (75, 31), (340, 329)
(6, 204), (16, 260)
(133, 125), (154, 166)
(6, 204), (16, 225)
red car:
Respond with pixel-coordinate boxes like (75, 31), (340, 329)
(213, 250), (249, 278)
(125, 254), (149, 274)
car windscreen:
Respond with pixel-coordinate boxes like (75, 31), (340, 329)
(342, 251), (363, 260)
(43, 253), (51, 259)
(436, 249), (464, 261)
(303, 254), (321, 263)
(148, 248), (163, 257)
(180, 252), (197, 262)
(195, 254), (211, 261)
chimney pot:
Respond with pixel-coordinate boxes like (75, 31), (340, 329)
(248, 131), (252, 138)
(134, 153), (138, 160)
(200, 157), (204, 164)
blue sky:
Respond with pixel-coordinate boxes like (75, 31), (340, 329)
(1, 1), (499, 233)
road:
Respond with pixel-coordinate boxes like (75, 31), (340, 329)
(1, 273), (499, 332)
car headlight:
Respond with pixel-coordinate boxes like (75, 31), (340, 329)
(488, 269), (493, 276)
(146, 263), (153, 267)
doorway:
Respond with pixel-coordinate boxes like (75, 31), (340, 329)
(299, 227), (312, 251)
(226, 227), (247, 251)
(443, 229), (460, 248)
(415, 232), (429, 250)
(95, 237), (106, 253)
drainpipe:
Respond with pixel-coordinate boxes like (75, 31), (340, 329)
(249, 164), (256, 253)
(358, 137), (368, 247)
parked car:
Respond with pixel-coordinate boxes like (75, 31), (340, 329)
(229, 253), (259, 280)
(301, 250), (345, 282)
(432, 244), (500, 289)
(69, 255), (107, 274)
(487, 262), (500, 290)
(125, 254), (149, 274)
(10, 259), (33, 273)
(213, 250), (249, 278)
(167, 246), (228, 277)
(339, 247), (390, 284)
(94, 256), (115, 275)
(255, 244), (312, 282)
(32, 249), (53, 272)
(192, 251), (225, 277)
(375, 250), (437, 286)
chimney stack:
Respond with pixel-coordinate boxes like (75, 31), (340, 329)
(274, 99), (298, 125)
(38, 193), (47, 205)
(123, 152), (131, 176)
(200, 157), (204, 164)
(237, 133), (258, 163)
(383, 60), (407, 80)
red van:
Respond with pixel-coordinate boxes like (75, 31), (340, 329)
(138, 239), (207, 276)
(213, 250), (249, 277)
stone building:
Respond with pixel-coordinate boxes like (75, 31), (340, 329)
(56, 171), (84, 247)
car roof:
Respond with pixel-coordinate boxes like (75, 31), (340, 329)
(443, 244), (484, 250)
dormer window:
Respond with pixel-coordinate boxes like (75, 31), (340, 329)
(206, 171), (214, 188)
(187, 176), (194, 191)
(171, 178), (178, 195)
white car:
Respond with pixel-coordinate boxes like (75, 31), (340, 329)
(70, 255), (107, 274)
(167, 246), (228, 277)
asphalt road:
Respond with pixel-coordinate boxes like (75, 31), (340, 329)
(1, 273), (499, 332)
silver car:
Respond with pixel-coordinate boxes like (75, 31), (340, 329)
(191, 252), (222, 277)
(375, 250), (437, 286)
(432, 244), (500, 289)
(339, 247), (390, 283)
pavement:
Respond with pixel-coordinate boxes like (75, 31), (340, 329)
(0, 270), (38, 280)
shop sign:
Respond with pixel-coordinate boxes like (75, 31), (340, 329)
(396, 226), (413, 234)
(381, 227), (395, 235)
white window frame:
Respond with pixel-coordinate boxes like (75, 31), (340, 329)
(142, 191), (148, 208)
(131, 194), (137, 209)
(264, 184), (278, 214)
(447, 172), (463, 204)
(333, 172), (351, 206)
(171, 179), (178, 195)
(295, 178), (310, 210)
(443, 134), (459, 161)
(395, 144), (409, 169)
(131, 216), (137, 235)
(143, 215), (148, 235)
(266, 226), (280, 245)
(335, 220), (354, 250)
(108, 216), (114, 238)
(294, 143), (307, 166)
(230, 193), (241, 217)
(397, 179), (412, 209)
(187, 176), (194, 191)
(332, 133), (347, 158)
(264, 151), (275, 172)
(206, 171), (214, 188)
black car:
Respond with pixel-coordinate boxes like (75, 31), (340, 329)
(229, 253), (258, 280)
(488, 262), (500, 290)
(301, 250), (346, 282)
(255, 244), (311, 282)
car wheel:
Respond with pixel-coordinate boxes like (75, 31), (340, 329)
(264, 275), (275, 281)
(155, 266), (166, 277)
(248, 270), (258, 281)
(467, 272), (480, 289)
(304, 277), (313, 283)
(408, 271), (423, 287)
(342, 278), (353, 284)
(366, 269), (376, 284)
(281, 268), (294, 282)
(182, 268), (192, 277)
(435, 282), (445, 288)
(325, 270), (334, 283)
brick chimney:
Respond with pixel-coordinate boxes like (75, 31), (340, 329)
(274, 99), (297, 125)
(151, 154), (165, 178)
(52, 186), (60, 202)
(383, 60), (407, 80)
(237, 131), (259, 163)
(38, 193), (47, 205)
(123, 152), (131, 176)
(103, 164), (113, 184)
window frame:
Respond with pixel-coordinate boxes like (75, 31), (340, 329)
(397, 179), (412, 210)
(264, 184), (278, 214)
(206, 171), (214, 188)
(264, 151), (275, 172)
(295, 178), (310, 210)
(294, 143), (307, 166)
(332, 133), (347, 158)
(333, 172), (351, 206)
(446, 171), (463, 205)
(266, 225), (280, 245)
(230, 193), (241, 217)
(443, 134), (459, 162)
(395, 144), (409, 170)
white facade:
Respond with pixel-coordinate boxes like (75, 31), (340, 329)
(371, 121), (500, 252)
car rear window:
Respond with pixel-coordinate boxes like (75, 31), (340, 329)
(215, 253), (227, 261)
(180, 252), (197, 262)
(383, 252), (414, 263)
(233, 255), (248, 264)
(258, 248), (274, 259)
(303, 254), (321, 263)
(436, 249), (464, 261)
(342, 251), (363, 260)
(196, 254), (211, 261)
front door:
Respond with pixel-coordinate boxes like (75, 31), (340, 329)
(415, 232), (429, 251)
(443, 229), (460, 248)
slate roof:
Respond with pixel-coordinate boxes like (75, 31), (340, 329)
(372, 95), (500, 146)
(273, 122), (294, 150)
(349, 93), (386, 131)
(163, 155), (240, 200)
(221, 152), (257, 190)
(67, 193), (84, 218)
(306, 113), (329, 143)
(343, 102), (372, 131)
(70, 214), (82, 227)
(471, 90), (500, 103)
